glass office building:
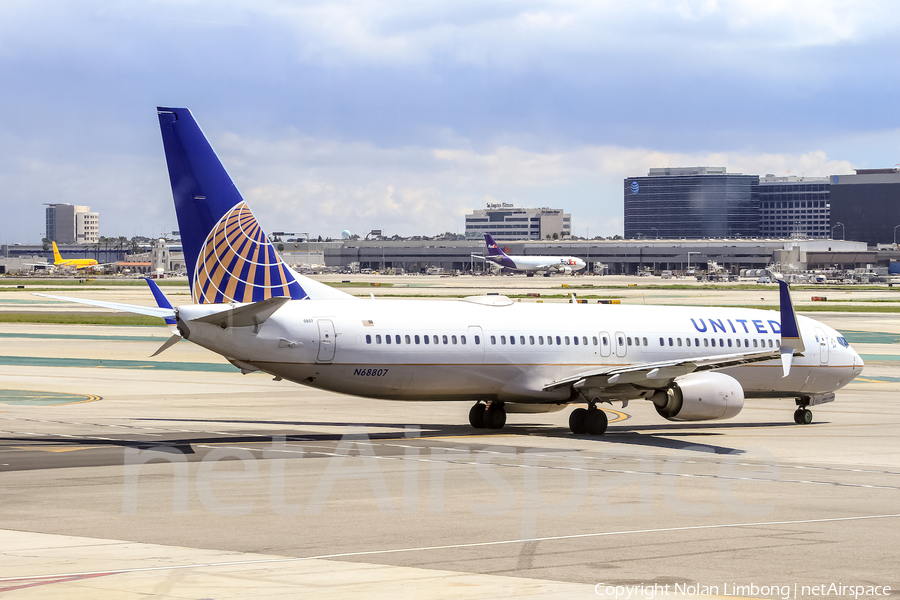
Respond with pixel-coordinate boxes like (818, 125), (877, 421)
(624, 167), (759, 239)
(759, 176), (830, 238)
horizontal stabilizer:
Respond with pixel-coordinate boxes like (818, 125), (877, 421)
(151, 334), (182, 357)
(33, 293), (176, 319)
(192, 296), (290, 329)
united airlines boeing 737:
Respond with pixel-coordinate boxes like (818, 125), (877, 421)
(481, 233), (586, 276)
(38, 107), (863, 435)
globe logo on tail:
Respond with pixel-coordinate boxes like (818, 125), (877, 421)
(193, 202), (306, 304)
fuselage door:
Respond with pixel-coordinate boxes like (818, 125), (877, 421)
(814, 327), (829, 365)
(599, 331), (611, 357)
(468, 325), (486, 364)
(317, 319), (336, 362)
(614, 331), (627, 358)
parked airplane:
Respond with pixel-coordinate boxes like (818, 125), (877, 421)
(50, 241), (102, 270)
(480, 233), (586, 276)
(37, 107), (864, 435)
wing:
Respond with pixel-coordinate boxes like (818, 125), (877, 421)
(32, 293), (176, 319)
(542, 349), (782, 393)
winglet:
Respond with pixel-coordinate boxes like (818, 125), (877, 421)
(144, 278), (179, 335)
(777, 279), (805, 376)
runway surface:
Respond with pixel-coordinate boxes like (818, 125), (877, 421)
(0, 284), (898, 598)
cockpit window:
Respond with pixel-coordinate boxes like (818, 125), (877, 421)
(837, 336), (849, 348)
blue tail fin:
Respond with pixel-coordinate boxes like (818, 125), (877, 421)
(157, 107), (307, 304)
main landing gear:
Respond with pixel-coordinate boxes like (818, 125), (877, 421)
(793, 407), (813, 425)
(568, 404), (608, 435)
(469, 401), (506, 430)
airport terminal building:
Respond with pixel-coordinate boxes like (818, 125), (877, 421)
(759, 175), (831, 239)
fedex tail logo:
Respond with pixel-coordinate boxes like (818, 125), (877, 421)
(193, 202), (307, 304)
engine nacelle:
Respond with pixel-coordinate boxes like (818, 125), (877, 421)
(562, 266), (573, 274)
(650, 372), (744, 421)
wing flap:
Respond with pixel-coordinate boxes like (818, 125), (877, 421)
(543, 349), (781, 392)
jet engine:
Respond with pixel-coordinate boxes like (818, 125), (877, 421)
(561, 266), (572, 274)
(649, 372), (744, 421)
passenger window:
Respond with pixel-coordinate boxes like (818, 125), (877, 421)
(659, 337), (665, 346)
(510, 335), (515, 345)
(376, 334), (382, 344)
(686, 338), (691, 347)
(668, 337), (673, 346)
(753, 339), (758, 348)
(520, 336), (526, 345)
(530, 336), (535, 345)
(704, 338), (709, 347)
(564, 336), (570, 345)
(694, 338), (699, 346)
(433, 335), (439, 344)
(719, 338), (724, 346)
(500, 335), (506, 345)
(627, 337), (632, 346)
(574, 336), (579, 346)
(451, 335), (457, 344)
(735, 339), (740, 348)
(461, 335), (466, 345)
(405, 335), (411, 344)
(556, 336), (562, 345)
(769, 339), (774, 348)
(424, 335), (429, 345)
(744, 339), (749, 347)
(677, 338), (682, 346)
(710, 339), (715, 347)
(727, 339), (732, 347)
(490, 335), (496, 345)
(643, 337), (648, 346)
(584, 336), (589, 346)
(366, 334), (372, 344)
(617, 336), (624, 346)
(539, 336), (544, 345)
(547, 336), (553, 346)
(475, 335), (480, 345)
(442, 335), (448, 344)
(415, 335), (420, 344)
(386, 335), (391, 345)
(602, 336), (608, 346)
(395, 335), (401, 344)
(592, 336), (598, 345)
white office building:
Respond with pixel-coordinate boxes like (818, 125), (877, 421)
(464, 204), (571, 241)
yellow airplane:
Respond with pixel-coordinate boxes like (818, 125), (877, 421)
(51, 241), (100, 269)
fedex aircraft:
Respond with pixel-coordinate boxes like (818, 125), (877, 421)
(482, 233), (586, 276)
(39, 107), (863, 435)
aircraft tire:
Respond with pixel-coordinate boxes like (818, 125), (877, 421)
(793, 409), (804, 424)
(469, 403), (486, 429)
(484, 404), (506, 429)
(569, 407), (587, 434)
(584, 408), (608, 435)
(801, 408), (813, 424)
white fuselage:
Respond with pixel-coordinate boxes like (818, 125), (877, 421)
(177, 297), (863, 405)
(488, 255), (586, 273)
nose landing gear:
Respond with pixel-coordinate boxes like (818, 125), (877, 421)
(793, 407), (813, 424)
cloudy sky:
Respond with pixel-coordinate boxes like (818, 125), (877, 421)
(2, 0), (899, 243)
